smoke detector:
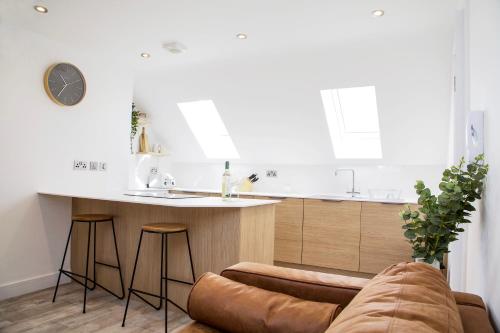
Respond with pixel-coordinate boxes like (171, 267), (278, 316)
(163, 42), (187, 54)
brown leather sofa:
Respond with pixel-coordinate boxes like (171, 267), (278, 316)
(175, 262), (495, 333)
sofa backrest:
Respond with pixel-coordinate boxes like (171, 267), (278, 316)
(221, 261), (369, 308)
(326, 262), (464, 333)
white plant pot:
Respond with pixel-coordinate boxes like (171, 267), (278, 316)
(415, 258), (440, 270)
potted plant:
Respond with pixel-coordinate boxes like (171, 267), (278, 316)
(400, 154), (488, 269)
(130, 103), (140, 154)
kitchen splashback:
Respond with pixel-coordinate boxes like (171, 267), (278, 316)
(161, 162), (444, 200)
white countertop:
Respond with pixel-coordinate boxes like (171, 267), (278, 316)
(38, 189), (279, 208)
(174, 187), (417, 204)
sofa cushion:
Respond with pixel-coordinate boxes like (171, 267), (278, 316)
(173, 322), (222, 333)
(326, 262), (464, 333)
(187, 272), (342, 333)
(222, 262), (369, 307)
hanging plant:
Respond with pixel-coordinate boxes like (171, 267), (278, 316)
(130, 102), (140, 154)
(400, 154), (488, 265)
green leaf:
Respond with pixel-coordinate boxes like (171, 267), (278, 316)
(404, 230), (417, 240)
(415, 180), (425, 191)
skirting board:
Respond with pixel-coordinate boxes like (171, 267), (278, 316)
(0, 272), (70, 301)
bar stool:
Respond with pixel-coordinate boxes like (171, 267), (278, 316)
(122, 223), (196, 332)
(52, 214), (125, 313)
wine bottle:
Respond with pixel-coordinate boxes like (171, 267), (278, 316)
(221, 161), (231, 200)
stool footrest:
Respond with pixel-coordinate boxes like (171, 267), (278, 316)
(95, 261), (120, 269)
(61, 270), (124, 300)
(61, 270), (96, 291)
(163, 277), (194, 286)
(129, 288), (187, 314)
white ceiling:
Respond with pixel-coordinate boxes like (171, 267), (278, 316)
(1, 0), (458, 165)
(1, 0), (456, 70)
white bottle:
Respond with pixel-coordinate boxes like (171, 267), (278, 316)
(221, 161), (231, 200)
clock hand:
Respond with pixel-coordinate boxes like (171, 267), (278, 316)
(59, 73), (67, 85)
(57, 84), (67, 97)
(67, 79), (81, 86)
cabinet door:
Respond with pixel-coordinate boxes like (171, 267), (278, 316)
(359, 202), (414, 273)
(259, 197), (304, 264)
(302, 199), (361, 271)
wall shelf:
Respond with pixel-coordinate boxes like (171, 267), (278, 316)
(133, 152), (168, 157)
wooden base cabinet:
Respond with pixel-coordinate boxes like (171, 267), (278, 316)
(173, 190), (415, 274)
(359, 202), (414, 273)
(302, 200), (361, 271)
(259, 197), (304, 264)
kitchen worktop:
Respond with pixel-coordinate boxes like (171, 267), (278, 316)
(38, 189), (279, 208)
(50, 187), (278, 310)
(174, 187), (417, 204)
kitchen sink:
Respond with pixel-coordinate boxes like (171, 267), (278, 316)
(308, 194), (369, 201)
(124, 191), (201, 199)
(308, 193), (406, 203)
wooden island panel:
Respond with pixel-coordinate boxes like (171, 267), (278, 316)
(70, 198), (275, 310)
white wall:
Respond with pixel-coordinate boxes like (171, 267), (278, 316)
(135, 29), (453, 167)
(168, 162), (443, 200)
(448, 0), (500, 329)
(0, 24), (132, 299)
(447, 8), (468, 293)
(464, 0), (500, 328)
(133, 27), (453, 198)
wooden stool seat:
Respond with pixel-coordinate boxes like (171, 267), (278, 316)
(72, 214), (113, 222)
(142, 223), (187, 233)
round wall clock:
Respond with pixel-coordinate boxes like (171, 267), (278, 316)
(44, 63), (86, 106)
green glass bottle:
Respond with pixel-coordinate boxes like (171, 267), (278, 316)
(221, 161), (231, 200)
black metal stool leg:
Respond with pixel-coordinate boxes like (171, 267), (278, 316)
(111, 219), (125, 299)
(158, 233), (165, 309)
(89, 222), (96, 291)
(52, 220), (74, 303)
(165, 235), (168, 333)
(122, 230), (144, 327)
(185, 231), (196, 283)
(83, 221), (92, 313)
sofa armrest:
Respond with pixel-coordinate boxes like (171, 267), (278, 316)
(453, 291), (486, 309)
(187, 272), (341, 333)
(221, 262), (369, 307)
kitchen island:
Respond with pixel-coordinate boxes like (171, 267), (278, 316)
(38, 189), (278, 310)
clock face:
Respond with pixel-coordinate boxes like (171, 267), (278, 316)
(45, 63), (86, 106)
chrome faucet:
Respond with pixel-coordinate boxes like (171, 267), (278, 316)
(334, 169), (360, 197)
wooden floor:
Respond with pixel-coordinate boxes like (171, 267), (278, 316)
(0, 283), (192, 333)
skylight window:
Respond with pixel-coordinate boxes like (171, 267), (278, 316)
(320, 86), (382, 159)
(177, 100), (240, 159)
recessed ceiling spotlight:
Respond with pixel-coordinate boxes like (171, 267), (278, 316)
(372, 9), (385, 17)
(236, 33), (247, 40)
(34, 5), (48, 13)
(140, 52), (151, 58)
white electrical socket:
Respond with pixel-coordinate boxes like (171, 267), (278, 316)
(150, 167), (158, 174)
(73, 160), (88, 170)
(266, 170), (278, 177)
(89, 161), (98, 171)
(99, 162), (107, 171)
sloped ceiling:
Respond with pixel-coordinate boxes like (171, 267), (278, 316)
(0, 0), (457, 165)
(133, 0), (456, 165)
